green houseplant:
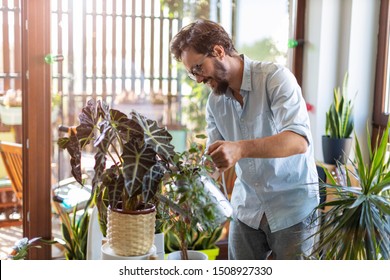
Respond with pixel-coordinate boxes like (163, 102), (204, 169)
(58, 99), (176, 256)
(312, 119), (390, 259)
(159, 140), (231, 260)
(182, 78), (209, 138)
(7, 237), (58, 260)
(53, 199), (91, 260)
(322, 72), (355, 164)
(164, 224), (223, 260)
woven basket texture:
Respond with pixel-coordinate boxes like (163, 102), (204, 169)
(107, 207), (156, 256)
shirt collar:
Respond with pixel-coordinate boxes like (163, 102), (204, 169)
(224, 55), (252, 100)
(240, 54), (252, 92)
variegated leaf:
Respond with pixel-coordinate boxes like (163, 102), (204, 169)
(122, 138), (157, 198)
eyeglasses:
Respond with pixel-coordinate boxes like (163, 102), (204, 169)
(187, 55), (208, 81)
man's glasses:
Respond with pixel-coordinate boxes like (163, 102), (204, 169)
(187, 55), (208, 81)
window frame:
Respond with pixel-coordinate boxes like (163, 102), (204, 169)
(291, 0), (305, 87)
(22, 0), (53, 259)
(373, 0), (390, 134)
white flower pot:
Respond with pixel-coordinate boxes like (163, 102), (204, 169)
(167, 250), (208, 260)
(154, 232), (165, 260)
(101, 243), (156, 260)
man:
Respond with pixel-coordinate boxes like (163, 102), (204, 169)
(170, 19), (319, 260)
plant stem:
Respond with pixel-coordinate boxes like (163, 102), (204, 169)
(179, 228), (189, 260)
(109, 140), (123, 165)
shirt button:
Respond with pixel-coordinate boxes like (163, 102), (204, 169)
(255, 183), (259, 187)
(240, 119), (244, 122)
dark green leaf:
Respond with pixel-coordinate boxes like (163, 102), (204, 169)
(122, 138), (157, 200)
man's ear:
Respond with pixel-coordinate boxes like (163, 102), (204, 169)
(212, 45), (225, 59)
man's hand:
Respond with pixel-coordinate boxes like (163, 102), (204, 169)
(207, 131), (307, 173)
(207, 140), (242, 173)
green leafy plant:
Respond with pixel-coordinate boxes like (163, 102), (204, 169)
(161, 0), (210, 19)
(55, 202), (91, 260)
(238, 37), (286, 63)
(51, 92), (62, 108)
(8, 237), (58, 260)
(164, 224), (223, 253)
(312, 119), (390, 259)
(58, 99), (176, 236)
(159, 139), (228, 260)
(182, 79), (209, 136)
(325, 72), (354, 138)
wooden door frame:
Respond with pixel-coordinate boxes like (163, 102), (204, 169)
(22, 0), (52, 259)
(373, 0), (390, 142)
(292, 0), (306, 87)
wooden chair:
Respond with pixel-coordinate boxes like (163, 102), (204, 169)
(0, 141), (23, 227)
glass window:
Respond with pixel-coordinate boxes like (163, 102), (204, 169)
(0, 0), (23, 253)
(235, 0), (290, 66)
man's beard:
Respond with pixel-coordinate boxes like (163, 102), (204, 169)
(206, 59), (229, 96)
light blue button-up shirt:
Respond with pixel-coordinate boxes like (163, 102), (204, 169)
(206, 55), (319, 232)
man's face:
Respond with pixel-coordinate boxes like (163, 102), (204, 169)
(181, 48), (229, 95)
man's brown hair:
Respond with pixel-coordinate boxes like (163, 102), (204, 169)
(170, 19), (237, 61)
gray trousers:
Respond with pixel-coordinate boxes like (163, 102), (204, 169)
(228, 212), (318, 260)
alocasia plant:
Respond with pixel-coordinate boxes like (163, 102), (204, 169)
(58, 99), (176, 234)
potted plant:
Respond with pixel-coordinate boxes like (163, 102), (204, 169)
(312, 119), (390, 259)
(159, 140), (232, 260)
(7, 237), (58, 260)
(164, 224), (223, 260)
(322, 72), (355, 164)
(58, 99), (176, 257)
(52, 198), (91, 260)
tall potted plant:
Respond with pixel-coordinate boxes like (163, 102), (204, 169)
(159, 140), (232, 260)
(58, 99), (176, 257)
(312, 119), (390, 259)
(322, 72), (354, 164)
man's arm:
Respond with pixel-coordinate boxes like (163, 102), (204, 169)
(207, 130), (308, 172)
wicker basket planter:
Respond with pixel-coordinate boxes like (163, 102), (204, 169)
(107, 204), (156, 256)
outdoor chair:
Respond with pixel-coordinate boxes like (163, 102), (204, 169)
(0, 141), (23, 227)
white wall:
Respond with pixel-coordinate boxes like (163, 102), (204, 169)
(303, 0), (380, 162)
(347, 0), (379, 161)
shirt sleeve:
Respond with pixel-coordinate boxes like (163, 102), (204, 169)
(266, 66), (312, 145)
(205, 95), (224, 148)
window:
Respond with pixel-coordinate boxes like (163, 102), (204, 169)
(234, 0), (305, 86)
(0, 0), (22, 143)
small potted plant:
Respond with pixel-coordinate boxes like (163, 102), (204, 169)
(312, 119), (390, 259)
(164, 224), (223, 260)
(322, 72), (355, 164)
(58, 99), (176, 257)
(159, 140), (232, 260)
(7, 237), (58, 260)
